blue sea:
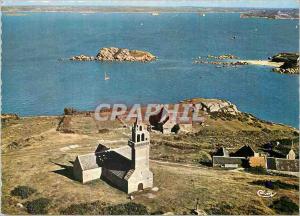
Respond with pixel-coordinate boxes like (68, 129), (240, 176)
(2, 12), (299, 127)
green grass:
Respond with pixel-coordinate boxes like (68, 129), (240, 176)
(60, 201), (149, 215)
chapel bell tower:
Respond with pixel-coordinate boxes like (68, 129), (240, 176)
(128, 120), (150, 169)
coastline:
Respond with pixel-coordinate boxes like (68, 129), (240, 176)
(2, 6), (298, 14)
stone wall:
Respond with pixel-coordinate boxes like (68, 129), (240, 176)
(212, 156), (245, 167)
(102, 168), (128, 192)
(128, 169), (153, 194)
(82, 168), (102, 183)
(267, 157), (299, 172)
(276, 158), (299, 172)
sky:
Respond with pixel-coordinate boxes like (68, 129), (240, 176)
(2, 0), (299, 8)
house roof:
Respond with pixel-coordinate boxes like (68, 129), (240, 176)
(214, 147), (229, 157)
(77, 153), (100, 171)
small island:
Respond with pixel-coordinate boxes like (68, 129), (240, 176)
(70, 47), (156, 62)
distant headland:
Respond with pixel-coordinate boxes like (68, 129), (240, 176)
(2, 6), (299, 20)
(240, 9), (299, 19)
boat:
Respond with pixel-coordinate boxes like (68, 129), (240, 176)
(152, 12), (159, 16)
(104, 72), (110, 80)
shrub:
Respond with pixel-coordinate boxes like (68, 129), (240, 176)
(98, 128), (110, 134)
(11, 186), (37, 199)
(171, 124), (180, 134)
(205, 202), (234, 215)
(103, 202), (149, 215)
(198, 151), (212, 166)
(64, 107), (77, 115)
(245, 166), (267, 175)
(60, 201), (106, 215)
(251, 180), (299, 190)
(270, 196), (299, 214)
(60, 202), (148, 215)
(26, 198), (51, 214)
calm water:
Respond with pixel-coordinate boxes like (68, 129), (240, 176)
(2, 12), (299, 127)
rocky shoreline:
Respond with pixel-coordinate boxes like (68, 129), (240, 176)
(193, 54), (248, 67)
(70, 47), (156, 62)
(194, 53), (299, 74)
(270, 53), (299, 74)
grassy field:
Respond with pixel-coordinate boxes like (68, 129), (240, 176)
(1, 112), (299, 214)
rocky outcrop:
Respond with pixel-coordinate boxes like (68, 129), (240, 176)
(194, 59), (248, 67)
(273, 67), (299, 74)
(1, 113), (20, 122)
(270, 53), (299, 74)
(193, 54), (248, 68)
(207, 54), (238, 60)
(70, 55), (95, 61)
(199, 100), (240, 116)
(182, 98), (240, 116)
(70, 47), (156, 62)
(64, 107), (79, 115)
(96, 47), (156, 62)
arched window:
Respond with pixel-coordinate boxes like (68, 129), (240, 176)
(139, 126), (142, 131)
(141, 133), (145, 141)
(137, 134), (140, 142)
(138, 183), (143, 190)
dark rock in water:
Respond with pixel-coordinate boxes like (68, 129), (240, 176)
(70, 55), (95, 61)
(271, 53), (299, 64)
(271, 53), (299, 74)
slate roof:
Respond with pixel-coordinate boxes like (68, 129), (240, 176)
(231, 145), (256, 157)
(76, 148), (132, 179)
(214, 147), (229, 157)
(77, 153), (100, 171)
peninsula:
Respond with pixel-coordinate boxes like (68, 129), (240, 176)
(194, 53), (299, 74)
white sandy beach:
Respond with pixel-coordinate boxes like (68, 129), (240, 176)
(241, 60), (284, 67)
